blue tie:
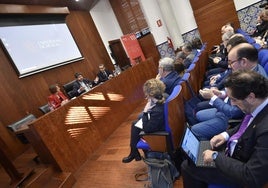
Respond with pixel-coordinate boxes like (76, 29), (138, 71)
(226, 114), (252, 156)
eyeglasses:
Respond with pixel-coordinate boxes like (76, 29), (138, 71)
(228, 58), (241, 66)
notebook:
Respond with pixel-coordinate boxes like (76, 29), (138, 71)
(181, 127), (215, 168)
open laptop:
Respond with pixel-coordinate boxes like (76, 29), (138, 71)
(180, 126), (215, 168)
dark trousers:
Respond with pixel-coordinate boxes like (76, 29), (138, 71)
(181, 160), (241, 188)
(130, 121), (142, 153)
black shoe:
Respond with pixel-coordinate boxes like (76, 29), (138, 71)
(122, 154), (141, 163)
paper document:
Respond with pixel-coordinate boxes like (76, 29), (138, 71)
(134, 119), (143, 129)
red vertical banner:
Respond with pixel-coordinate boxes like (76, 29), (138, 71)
(121, 34), (146, 66)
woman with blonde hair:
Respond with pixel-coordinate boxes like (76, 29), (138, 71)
(122, 78), (166, 163)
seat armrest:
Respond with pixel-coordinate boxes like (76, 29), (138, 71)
(139, 131), (170, 137)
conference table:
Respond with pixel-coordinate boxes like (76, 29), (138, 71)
(26, 58), (158, 173)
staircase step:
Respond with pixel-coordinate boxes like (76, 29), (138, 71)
(21, 166), (75, 188)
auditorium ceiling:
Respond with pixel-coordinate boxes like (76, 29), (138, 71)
(0, 0), (100, 11)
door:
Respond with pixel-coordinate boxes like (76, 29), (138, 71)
(108, 39), (131, 70)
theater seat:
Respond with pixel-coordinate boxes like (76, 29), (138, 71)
(258, 49), (268, 67)
(137, 85), (185, 157)
(63, 80), (76, 99)
(252, 42), (261, 50)
(264, 63), (268, 74)
(39, 104), (51, 114)
(7, 114), (36, 144)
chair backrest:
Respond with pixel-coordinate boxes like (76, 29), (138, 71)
(264, 63), (268, 74)
(200, 43), (207, 52)
(258, 49), (268, 67)
(253, 43), (261, 50)
(180, 73), (194, 101)
(7, 114), (37, 144)
(141, 85), (185, 153)
(187, 63), (199, 94)
(165, 85), (185, 150)
(63, 80), (76, 99)
(7, 114), (36, 132)
(186, 63), (195, 73)
(39, 104), (51, 114)
(236, 28), (248, 36)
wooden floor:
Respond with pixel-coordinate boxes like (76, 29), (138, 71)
(0, 104), (183, 187)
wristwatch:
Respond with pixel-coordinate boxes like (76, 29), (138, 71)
(212, 151), (218, 161)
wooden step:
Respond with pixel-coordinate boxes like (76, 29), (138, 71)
(20, 166), (75, 188)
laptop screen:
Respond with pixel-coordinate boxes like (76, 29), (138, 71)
(181, 127), (200, 164)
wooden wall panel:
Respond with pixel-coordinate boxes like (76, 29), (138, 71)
(190, 0), (240, 50)
(189, 0), (215, 11)
(138, 33), (160, 67)
(0, 5), (113, 157)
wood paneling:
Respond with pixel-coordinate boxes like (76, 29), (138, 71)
(109, 39), (131, 69)
(0, 4), (113, 158)
(138, 33), (161, 67)
(26, 58), (157, 173)
(189, 0), (240, 50)
(0, 0), (100, 11)
(109, 0), (148, 35)
(0, 4), (69, 14)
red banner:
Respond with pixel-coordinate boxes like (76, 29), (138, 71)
(121, 34), (145, 66)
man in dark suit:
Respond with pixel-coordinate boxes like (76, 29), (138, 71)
(94, 64), (113, 85)
(156, 57), (181, 96)
(72, 72), (94, 97)
(181, 70), (268, 188)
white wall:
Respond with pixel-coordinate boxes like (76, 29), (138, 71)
(169, 0), (197, 34)
(233, 0), (260, 10)
(90, 0), (259, 56)
(90, 0), (123, 64)
(138, 0), (170, 45)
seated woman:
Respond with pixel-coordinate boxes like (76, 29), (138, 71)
(122, 78), (166, 163)
(48, 84), (69, 110)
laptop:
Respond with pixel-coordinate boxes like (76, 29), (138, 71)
(180, 126), (215, 168)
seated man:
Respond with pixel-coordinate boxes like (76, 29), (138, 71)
(72, 72), (94, 97)
(94, 64), (113, 85)
(156, 57), (182, 96)
(190, 87), (244, 140)
(207, 30), (234, 70)
(196, 42), (267, 112)
(181, 43), (197, 69)
(181, 70), (268, 188)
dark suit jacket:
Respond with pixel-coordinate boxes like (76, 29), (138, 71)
(215, 104), (268, 187)
(72, 79), (93, 97)
(161, 71), (181, 95)
(97, 69), (113, 84)
(142, 103), (165, 133)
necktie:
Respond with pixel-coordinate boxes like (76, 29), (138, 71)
(226, 114), (252, 156)
(103, 71), (107, 78)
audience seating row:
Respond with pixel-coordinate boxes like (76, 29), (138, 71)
(137, 44), (236, 188)
(136, 43), (208, 159)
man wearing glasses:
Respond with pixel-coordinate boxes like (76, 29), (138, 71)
(227, 43), (267, 77)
